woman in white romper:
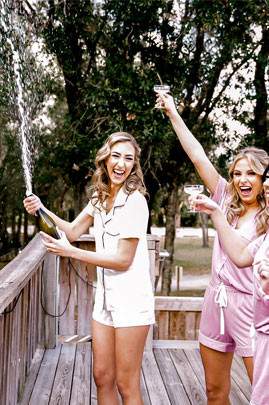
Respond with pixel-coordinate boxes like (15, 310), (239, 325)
(190, 165), (269, 405)
(23, 132), (155, 405)
(155, 92), (268, 404)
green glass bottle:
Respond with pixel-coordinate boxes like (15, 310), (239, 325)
(36, 208), (61, 239)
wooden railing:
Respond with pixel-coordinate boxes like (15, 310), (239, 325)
(0, 235), (57, 405)
(154, 296), (202, 340)
(0, 233), (203, 404)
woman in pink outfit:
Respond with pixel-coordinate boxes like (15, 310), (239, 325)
(156, 92), (269, 404)
(191, 165), (269, 405)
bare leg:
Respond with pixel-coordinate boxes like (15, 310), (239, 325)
(92, 320), (119, 405)
(242, 356), (253, 383)
(115, 325), (150, 405)
(200, 343), (234, 405)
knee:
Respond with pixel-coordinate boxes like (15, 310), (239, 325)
(206, 380), (230, 402)
(93, 365), (116, 388)
(116, 372), (139, 399)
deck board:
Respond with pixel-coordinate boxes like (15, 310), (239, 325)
(20, 342), (251, 405)
(70, 343), (92, 405)
(169, 348), (207, 404)
(154, 348), (190, 404)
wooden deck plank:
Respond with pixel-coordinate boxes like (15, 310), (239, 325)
(18, 348), (45, 405)
(154, 348), (191, 404)
(142, 351), (171, 404)
(140, 369), (151, 405)
(182, 348), (205, 387)
(169, 348), (207, 404)
(70, 343), (92, 405)
(49, 343), (76, 404)
(19, 344), (252, 405)
(28, 345), (61, 405)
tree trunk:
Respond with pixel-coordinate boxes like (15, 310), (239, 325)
(73, 183), (88, 217)
(23, 211), (29, 246)
(0, 198), (9, 254)
(15, 211), (22, 247)
(161, 185), (178, 296)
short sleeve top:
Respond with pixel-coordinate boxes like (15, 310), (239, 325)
(247, 234), (269, 334)
(84, 187), (154, 312)
(210, 176), (258, 294)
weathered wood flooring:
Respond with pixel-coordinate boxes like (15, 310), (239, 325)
(19, 341), (251, 405)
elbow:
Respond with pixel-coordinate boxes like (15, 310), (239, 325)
(116, 257), (133, 272)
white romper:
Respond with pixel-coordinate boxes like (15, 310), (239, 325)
(85, 187), (155, 327)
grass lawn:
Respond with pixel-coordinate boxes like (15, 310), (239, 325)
(173, 236), (214, 276)
(157, 235), (214, 296)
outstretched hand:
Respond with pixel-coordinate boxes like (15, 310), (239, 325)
(40, 230), (75, 258)
(188, 194), (219, 215)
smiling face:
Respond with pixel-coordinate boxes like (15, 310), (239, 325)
(232, 158), (263, 208)
(106, 141), (135, 190)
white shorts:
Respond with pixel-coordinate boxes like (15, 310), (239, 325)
(92, 305), (155, 328)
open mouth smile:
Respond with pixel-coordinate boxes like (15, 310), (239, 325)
(239, 186), (252, 196)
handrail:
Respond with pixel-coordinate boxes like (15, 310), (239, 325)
(0, 234), (46, 314)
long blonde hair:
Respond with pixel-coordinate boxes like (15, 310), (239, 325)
(89, 132), (147, 209)
(226, 147), (269, 235)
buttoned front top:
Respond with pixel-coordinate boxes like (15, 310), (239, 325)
(210, 176), (258, 294)
(248, 234), (269, 335)
(84, 187), (154, 313)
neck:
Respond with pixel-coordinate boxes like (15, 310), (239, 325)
(110, 184), (121, 198)
(243, 203), (259, 214)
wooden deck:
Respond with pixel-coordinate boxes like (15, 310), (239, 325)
(1, 235), (252, 404)
(19, 340), (251, 405)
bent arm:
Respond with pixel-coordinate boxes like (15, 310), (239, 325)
(192, 194), (253, 267)
(211, 209), (253, 267)
(159, 94), (219, 193)
(41, 234), (138, 271)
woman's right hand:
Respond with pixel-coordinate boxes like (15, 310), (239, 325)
(189, 194), (220, 215)
(23, 194), (44, 215)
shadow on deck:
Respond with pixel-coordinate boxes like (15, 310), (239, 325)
(19, 340), (251, 405)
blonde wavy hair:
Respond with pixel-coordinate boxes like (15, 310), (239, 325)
(226, 147), (269, 235)
(89, 132), (147, 209)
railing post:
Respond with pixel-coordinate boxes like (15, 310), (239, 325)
(42, 253), (58, 348)
(145, 235), (160, 351)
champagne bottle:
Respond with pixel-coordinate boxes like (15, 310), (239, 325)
(36, 208), (61, 239)
(25, 193), (61, 239)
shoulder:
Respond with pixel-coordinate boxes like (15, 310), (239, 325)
(127, 190), (148, 207)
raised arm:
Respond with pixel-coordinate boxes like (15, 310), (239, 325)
(23, 194), (93, 242)
(192, 194), (254, 267)
(157, 93), (219, 193)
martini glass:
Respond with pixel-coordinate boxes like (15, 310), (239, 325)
(184, 184), (204, 213)
(154, 84), (170, 95)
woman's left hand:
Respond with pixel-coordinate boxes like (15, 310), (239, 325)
(40, 230), (75, 257)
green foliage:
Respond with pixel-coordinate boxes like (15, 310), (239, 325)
(0, 0), (268, 251)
